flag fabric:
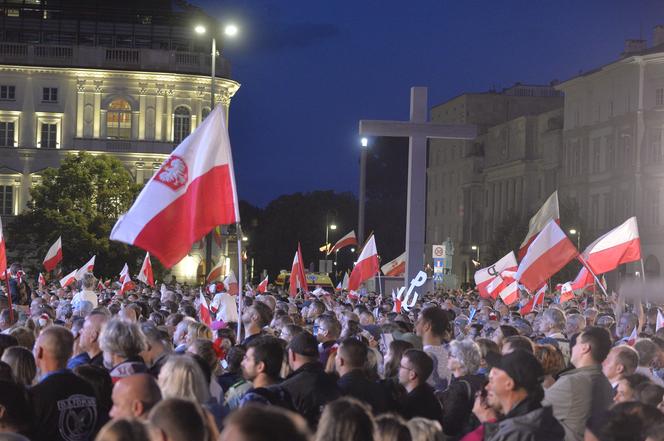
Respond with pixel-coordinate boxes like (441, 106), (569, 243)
(97, 280), (105, 291)
(656, 310), (664, 333)
(627, 326), (639, 346)
(119, 263), (129, 283)
(75, 255), (96, 281)
(137, 252), (155, 287)
(223, 270), (239, 295)
(0, 217), (6, 279)
(207, 260), (224, 283)
(348, 235), (379, 291)
(328, 230), (358, 255)
(520, 285), (545, 315)
(60, 269), (77, 288)
(381, 251), (406, 277)
(289, 243), (308, 297)
(559, 282), (575, 303)
(571, 265), (595, 291)
(581, 217), (641, 275)
(198, 289), (212, 327)
(119, 273), (135, 296)
(474, 252), (518, 298)
(515, 220), (579, 292)
(518, 191), (559, 260)
(110, 105), (241, 268)
(257, 275), (269, 293)
(341, 272), (349, 291)
(38, 272), (46, 288)
(43, 236), (62, 272)
(498, 278), (519, 305)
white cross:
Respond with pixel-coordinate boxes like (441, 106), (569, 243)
(360, 87), (476, 286)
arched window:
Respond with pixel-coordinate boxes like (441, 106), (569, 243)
(173, 106), (191, 144)
(106, 99), (132, 139)
(202, 107), (211, 121)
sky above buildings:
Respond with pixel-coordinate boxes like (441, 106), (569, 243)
(196, 0), (663, 206)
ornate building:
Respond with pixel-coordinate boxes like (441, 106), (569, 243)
(0, 0), (240, 281)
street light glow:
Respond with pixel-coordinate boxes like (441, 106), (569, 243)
(224, 24), (239, 37)
(330, 224), (337, 230)
(361, 137), (369, 147)
(350, 248), (356, 252)
(471, 245), (477, 251)
(242, 236), (248, 242)
(194, 25), (206, 35)
(569, 229), (577, 235)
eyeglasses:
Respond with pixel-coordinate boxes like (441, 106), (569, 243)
(399, 364), (414, 371)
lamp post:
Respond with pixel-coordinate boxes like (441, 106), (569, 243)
(195, 23), (238, 276)
(569, 229), (581, 250)
(358, 137), (369, 246)
(471, 245), (479, 262)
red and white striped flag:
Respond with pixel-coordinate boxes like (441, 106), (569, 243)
(520, 285), (545, 315)
(327, 230), (358, 255)
(381, 251), (406, 277)
(474, 252), (517, 299)
(207, 260), (224, 283)
(582, 217), (641, 275)
(198, 289), (212, 327)
(515, 220), (578, 292)
(75, 255), (96, 281)
(137, 252), (155, 287)
(257, 275), (269, 293)
(43, 237), (62, 272)
(38, 273), (46, 288)
(348, 235), (379, 291)
(627, 326), (639, 346)
(110, 105), (240, 267)
(119, 263), (129, 283)
(571, 265), (595, 291)
(559, 282), (575, 303)
(119, 273), (136, 295)
(60, 269), (77, 288)
(518, 191), (559, 260)
(289, 243), (308, 297)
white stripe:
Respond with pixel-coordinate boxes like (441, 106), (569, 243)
(381, 251), (406, 275)
(516, 220), (567, 280)
(44, 236), (61, 260)
(474, 251), (517, 285)
(582, 217), (640, 256)
(356, 236), (377, 263)
(520, 191), (559, 248)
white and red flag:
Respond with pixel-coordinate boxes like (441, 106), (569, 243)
(581, 217), (641, 275)
(60, 269), (77, 288)
(289, 243), (308, 297)
(223, 270), (239, 295)
(381, 251), (406, 277)
(656, 310), (664, 333)
(559, 282), (575, 303)
(43, 236), (62, 272)
(257, 275), (269, 293)
(110, 105), (240, 267)
(207, 260), (224, 283)
(518, 191), (559, 260)
(627, 326), (639, 346)
(515, 220), (578, 292)
(327, 230), (358, 255)
(119, 273), (135, 296)
(520, 285), (545, 315)
(474, 252), (518, 299)
(137, 252), (155, 287)
(38, 273), (46, 288)
(348, 235), (379, 291)
(75, 255), (96, 281)
(119, 263), (129, 283)
(571, 265), (595, 291)
(198, 289), (212, 327)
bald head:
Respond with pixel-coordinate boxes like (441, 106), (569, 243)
(110, 373), (162, 420)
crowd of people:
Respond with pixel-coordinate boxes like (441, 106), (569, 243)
(1, 263), (664, 441)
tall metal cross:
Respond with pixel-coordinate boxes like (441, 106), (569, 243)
(359, 87), (477, 286)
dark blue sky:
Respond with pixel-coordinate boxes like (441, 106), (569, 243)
(197, 0), (662, 206)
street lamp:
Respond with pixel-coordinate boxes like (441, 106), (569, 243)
(471, 245), (479, 262)
(194, 22), (238, 275)
(569, 229), (581, 250)
(242, 236), (248, 242)
(358, 137), (369, 245)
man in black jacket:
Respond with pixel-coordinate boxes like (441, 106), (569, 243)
(398, 348), (443, 424)
(280, 331), (340, 428)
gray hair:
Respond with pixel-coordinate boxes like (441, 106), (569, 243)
(99, 318), (147, 359)
(449, 339), (481, 375)
(82, 272), (97, 290)
(543, 308), (566, 331)
(566, 313), (586, 335)
(408, 417), (443, 441)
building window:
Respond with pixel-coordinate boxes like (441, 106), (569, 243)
(0, 122), (15, 147)
(0, 86), (15, 100)
(0, 186), (12, 215)
(606, 136), (614, 170)
(592, 138), (601, 173)
(42, 87), (58, 103)
(106, 99), (132, 139)
(40, 123), (57, 148)
(657, 88), (664, 106)
(173, 106), (191, 144)
(202, 107), (211, 121)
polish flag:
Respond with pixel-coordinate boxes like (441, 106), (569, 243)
(627, 327), (639, 346)
(119, 273), (134, 296)
(515, 220), (578, 292)
(75, 255), (96, 280)
(581, 217), (641, 275)
(520, 285), (545, 315)
(198, 289), (212, 327)
(474, 252), (518, 298)
(38, 272), (46, 288)
(137, 252), (155, 287)
(43, 237), (62, 272)
(207, 260), (224, 283)
(559, 282), (575, 303)
(381, 251), (406, 277)
(656, 310), (664, 333)
(327, 230), (358, 255)
(110, 105), (240, 268)
(341, 272), (349, 290)
(119, 263), (129, 283)
(518, 191), (559, 260)
(289, 243), (308, 297)
(223, 270), (239, 295)
(60, 269), (77, 288)
(499, 280), (520, 305)
(348, 235), (379, 291)
(571, 265), (595, 291)
(257, 275), (269, 293)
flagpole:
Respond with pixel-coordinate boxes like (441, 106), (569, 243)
(376, 270), (383, 298)
(236, 223), (244, 342)
(640, 258), (646, 282)
(4, 272), (13, 323)
(577, 256), (609, 298)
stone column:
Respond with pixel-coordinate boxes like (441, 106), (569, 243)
(138, 83), (147, 140)
(93, 81), (103, 138)
(165, 86), (174, 142)
(155, 84), (164, 141)
(76, 79), (86, 138)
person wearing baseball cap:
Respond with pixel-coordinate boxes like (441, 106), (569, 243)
(485, 349), (564, 441)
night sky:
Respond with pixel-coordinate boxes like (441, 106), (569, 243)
(197, 0), (662, 207)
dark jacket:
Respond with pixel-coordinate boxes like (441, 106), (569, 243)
(280, 362), (341, 428)
(338, 369), (393, 414)
(403, 382), (443, 425)
(485, 397), (565, 441)
(438, 373), (486, 436)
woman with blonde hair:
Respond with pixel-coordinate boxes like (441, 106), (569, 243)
(186, 322), (213, 345)
(157, 355), (210, 403)
(1, 346), (36, 386)
(407, 418), (443, 441)
(94, 418), (150, 441)
(315, 397), (375, 441)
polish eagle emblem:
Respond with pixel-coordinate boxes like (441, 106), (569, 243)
(155, 155), (189, 190)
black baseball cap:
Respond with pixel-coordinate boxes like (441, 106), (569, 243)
(287, 331), (319, 357)
(486, 349), (544, 392)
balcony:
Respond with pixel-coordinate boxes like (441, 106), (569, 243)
(70, 138), (174, 155)
(0, 43), (230, 78)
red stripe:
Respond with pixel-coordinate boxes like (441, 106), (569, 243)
(134, 165), (237, 268)
(330, 237), (358, 254)
(586, 238), (641, 275)
(44, 249), (62, 272)
(207, 267), (223, 283)
(517, 236), (535, 261)
(348, 255), (379, 291)
(518, 240), (578, 292)
(384, 262), (405, 277)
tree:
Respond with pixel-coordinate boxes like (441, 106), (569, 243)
(7, 152), (148, 278)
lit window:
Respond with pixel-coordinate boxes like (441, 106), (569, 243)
(40, 123), (57, 148)
(0, 122), (15, 147)
(173, 106), (191, 144)
(0, 186), (13, 215)
(106, 99), (132, 139)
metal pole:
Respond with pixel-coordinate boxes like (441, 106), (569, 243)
(205, 37), (217, 281)
(641, 258), (646, 282)
(236, 223), (243, 342)
(358, 146), (368, 246)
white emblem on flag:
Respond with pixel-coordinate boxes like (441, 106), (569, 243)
(155, 156), (188, 190)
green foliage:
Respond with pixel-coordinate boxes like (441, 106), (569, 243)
(7, 152), (149, 278)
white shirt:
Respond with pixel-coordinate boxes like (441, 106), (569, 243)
(423, 344), (451, 391)
(72, 289), (98, 308)
(210, 292), (238, 323)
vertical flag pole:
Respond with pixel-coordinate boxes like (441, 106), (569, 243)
(236, 223), (244, 342)
(4, 273), (13, 323)
(640, 259), (647, 282)
(376, 270), (383, 298)
(577, 256), (609, 298)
